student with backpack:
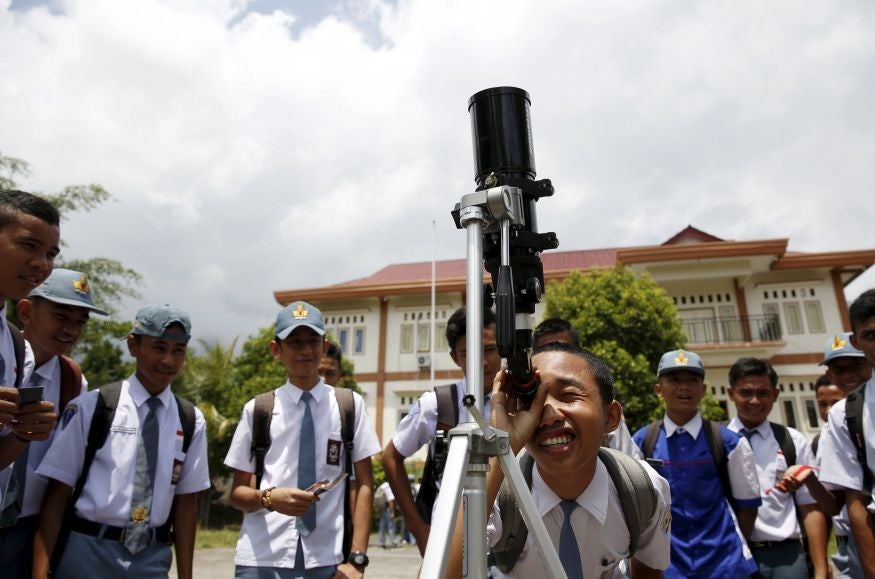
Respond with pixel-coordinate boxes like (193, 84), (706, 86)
(446, 342), (671, 578)
(0, 269), (106, 578)
(32, 304), (210, 579)
(0, 190), (61, 472)
(726, 357), (833, 579)
(224, 301), (380, 578)
(819, 289), (875, 578)
(633, 349), (762, 579)
(381, 307), (501, 555)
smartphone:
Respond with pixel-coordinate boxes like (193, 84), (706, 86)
(310, 472), (349, 496)
(18, 386), (44, 405)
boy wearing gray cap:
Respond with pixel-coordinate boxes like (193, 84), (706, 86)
(0, 269), (106, 577)
(225, 301), (380, 579)
(633, 349), (761, 579)
(32, 304), (210, 579)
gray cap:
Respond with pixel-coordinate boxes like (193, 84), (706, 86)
(821, 332), (865, 365)
(28, 269), (109, 316)
(131, 304), (191, 342)
(657, 349), (705, 377)
(275, 301), (325, 341)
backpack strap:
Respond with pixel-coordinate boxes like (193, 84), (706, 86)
(642, 419), (663, 460)
(6, 320), (26, 387)
(251, 391), (276, 490)
(598, 447), (658, 556)
(702, 419), (733, 505)
(57, 355), (84, 413)
(52, 381), (123, 573)
(769, 422), (796, 466)
(488, 452), (535, 573)
(414, 383), (459, 524)
(334, 387), (356, 561)
(845, 385), (871, 494)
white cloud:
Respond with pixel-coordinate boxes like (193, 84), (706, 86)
(1, 0), (874, 342)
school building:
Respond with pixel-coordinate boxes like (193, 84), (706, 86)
(274, 226), (875, 444)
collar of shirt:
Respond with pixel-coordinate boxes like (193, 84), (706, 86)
(32, 355), (59, 386)
(279, 379), (329, 405)
(663, 412), (702, 439)
(126, 373), (173, 410)
(727, 417), (770, 439)
(532, 457), (610, 525)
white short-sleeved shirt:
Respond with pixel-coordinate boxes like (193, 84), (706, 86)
(727, 418), (816, 542)
(391, 378), (491, 458)
(36, 374), (210, 527)
(377, 480), (395, 503)
(819, 376), (875, 496)
(605, 419), (643, 460)
(19, 356), (89, 517)
(224, 381), (381, 569)
(815, 423), (850, 536)
(0, 309), (37, 507)
(487, 457), (672, 578)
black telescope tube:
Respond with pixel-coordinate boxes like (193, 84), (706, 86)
(468, 87), (536, 187)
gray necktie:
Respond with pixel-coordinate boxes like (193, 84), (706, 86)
(124, 397), (161, 554)
(0, 374), (45, 527)
(741, 428), (757, 448)
(559, 500), (584, 579)
(297, 391), (316, 536)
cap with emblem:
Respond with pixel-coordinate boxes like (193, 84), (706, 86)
(28, 268), (109, 316)
(657, 349), (705, 377)
(275, 301), (325, 341)
(820, 332), (864, 365)
(131, 304), (191, 342)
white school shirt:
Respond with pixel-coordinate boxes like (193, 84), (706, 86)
(487, 458), (672, 578)
(36, 374), (210, 527)
(20, 356), (88, 517)
(604, 419), (643, 460)
(391, 377), (492, 458)
(819, 375), (875, 497)
(0, 305), (36, 507)
(224, 380), (381, 569)
(815, 423), (850, 536)
(727, 418), (816, 542)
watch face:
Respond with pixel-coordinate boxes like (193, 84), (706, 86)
(351, 552), (368, 566)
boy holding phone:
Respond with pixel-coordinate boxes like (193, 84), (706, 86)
(225, 302), (380, 578)
(0, 269), (108, 577)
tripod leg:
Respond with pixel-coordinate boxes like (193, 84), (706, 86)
(421, 435), (471, 579)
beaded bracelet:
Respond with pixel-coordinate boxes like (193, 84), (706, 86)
(260, 486), (277, 510)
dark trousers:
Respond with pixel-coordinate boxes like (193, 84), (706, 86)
(750, 539), (808, 579)
(0, 515), (39, 579)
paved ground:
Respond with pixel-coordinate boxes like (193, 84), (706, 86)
(171, 535), (425, 578)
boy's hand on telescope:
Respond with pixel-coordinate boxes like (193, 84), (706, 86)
(490, 368), (548, 455)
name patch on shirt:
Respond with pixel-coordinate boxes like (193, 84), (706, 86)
(327, 439), (341, 466)
(61, 403), (78, 429)
(110, 425), (137, 434)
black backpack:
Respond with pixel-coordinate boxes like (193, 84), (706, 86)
(414, 383), (458, 523)
(250, 387), (356, 560)
(844, 384), (871, 496)
(52, 381), (196, 572)
(5, 319), (26, 387)
(487, 448), (658, 573)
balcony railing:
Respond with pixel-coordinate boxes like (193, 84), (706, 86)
(681, 315), (782, 345)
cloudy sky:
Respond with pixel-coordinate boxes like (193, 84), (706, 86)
(2, 0), (873, 345)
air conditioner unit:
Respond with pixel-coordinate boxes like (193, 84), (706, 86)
(417, 354), (431, 369)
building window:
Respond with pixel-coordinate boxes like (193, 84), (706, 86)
(353, 327), (365, 355)
(805, 301), (825, 334)
(400, 324), (414, 353)
(782, 400), (798, 429)
(804, 399), (819, 429)
(417, 323), (431, 352)
(436, 323), (448, 351)
(338, 328), (350, 354)
(782, 303), (804, 335)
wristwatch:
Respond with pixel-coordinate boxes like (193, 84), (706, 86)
(349, 551), (369, 568)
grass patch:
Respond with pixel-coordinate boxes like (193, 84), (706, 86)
(196, 526), (240, 549)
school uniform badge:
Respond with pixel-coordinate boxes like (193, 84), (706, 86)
(171, 459), (184, 485)
(661, 506), (671, 534)
(61, 403), (78, 429)
(327, 439), (341, 466)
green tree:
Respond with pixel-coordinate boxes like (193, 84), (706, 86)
(544, 266), (688, 429)
(1, 152), (142, 385)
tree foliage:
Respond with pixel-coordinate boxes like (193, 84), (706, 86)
(544, 266), (688, 429)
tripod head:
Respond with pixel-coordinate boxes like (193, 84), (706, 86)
(452, 87), (559, 395)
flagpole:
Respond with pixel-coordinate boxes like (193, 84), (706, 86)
(431, 219), (436, 387)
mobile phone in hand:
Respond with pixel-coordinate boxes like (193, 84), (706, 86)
(18, 386), (44, 406)
(309, 472), (349, 496)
